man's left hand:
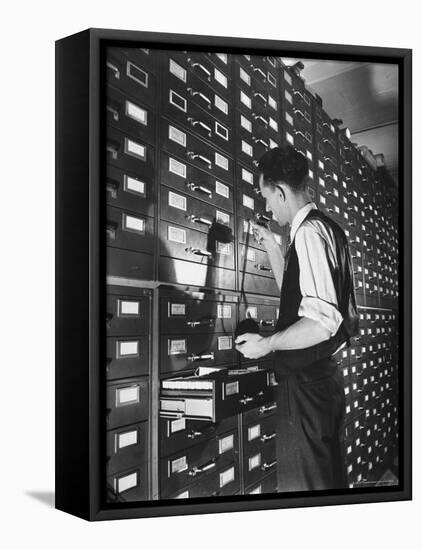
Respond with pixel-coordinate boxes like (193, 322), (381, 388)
(234, 333), (273, 359)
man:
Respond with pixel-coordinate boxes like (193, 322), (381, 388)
(235, 146), (358, 492)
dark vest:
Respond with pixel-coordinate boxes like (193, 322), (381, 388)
(273, 208), (359, 374)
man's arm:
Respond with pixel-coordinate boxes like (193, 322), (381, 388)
(234, 317), (330, 359)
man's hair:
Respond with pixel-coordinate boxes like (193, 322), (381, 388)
(258, 146), (308, 192)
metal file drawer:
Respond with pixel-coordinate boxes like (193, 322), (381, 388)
(238, 301), (279, 333)
(160, 187), (234, 235)
(106, 336), (150, 380)
(236, 108), (280, 148)
(243, 441), (277, 488)
(161, 119), (233, 184)
(246, 470), (278, 495)
(106, 293), (150, 336)
(159, 221), (235, 270)
(106, 85), (155, 146)
(106, 206), (154, 254)
(160, 152), (234, 212)
(107, 465), (148, 503)
(106, 377), (149, 430)
(207, 52), (232, 72)
(167, 51), (232, 98)
(107, 247), (154, 280)
(106, 48), (158, 107)
(160, 296), (237, 335)
(243, 401), (278, 424)
(106, 164), (155, 217)
(162, 86), (233, 154)
(243, 414), (277, 453)
(106, 125), (154, 175)
(160, 332), (236, 374)
(160, 414), (238, 457)
(237, 272), (279, 298)
(160, 428), (238, 497)
(238, 244), (274, 278)
(236, 187), (267, 220)
(107, 421), (148, 476)
(236, 86), (277, 120)
(158, 256), (236, 290)
(168, 462), (240, 499)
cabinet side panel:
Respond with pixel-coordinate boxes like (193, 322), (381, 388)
(55, 30), (91, 520)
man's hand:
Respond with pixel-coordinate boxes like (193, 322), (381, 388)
(250, 219), (281, 251)
(234, 332), (273, 359)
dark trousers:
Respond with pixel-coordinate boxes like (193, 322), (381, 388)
(274, 357), (347, 492)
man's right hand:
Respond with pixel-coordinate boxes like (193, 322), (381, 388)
(250, 219), (280, 250)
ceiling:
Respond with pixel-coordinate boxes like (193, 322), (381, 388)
(281, 58), (399, 185)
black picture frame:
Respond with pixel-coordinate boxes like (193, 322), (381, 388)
(55, 28), (412, 521)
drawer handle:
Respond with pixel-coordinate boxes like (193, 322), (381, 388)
(251, 66), (266, 80)
(105, 313), (114, 327)
(188, 60), (211, 80)
(188, 460), (216, 477)
(106, 221), (118, 240)
(106, 61), (120, 80)
(252, 114), (268, 126)
(187, 352), (215, 362)
(185, 247), (213, 257)
(187, 182), (212, 198)
(187, 215), (213, 227)
(293, 89), (304, 101)
(261, 460), (277, 471)
(106, 144), (119, 160)
(259, 403), (277, 414)
(260, 432), (276, 442)
(106, 104), (119, 121)
(259, 319), (275, 327)
(253, 137), (268, 148)
(187, 430), (203, 439)
(187, 118), (212, 137)
(253, 187), (262, 196)
(186, 319), (215, 328)
(187, 88), (212, 108)
(253, 92), (267, 104)
(294, 129), (306, 139)
(293, 108), (306, 120)
(239, 395), (254, 405)
(254, 263), (272, 272)
(187, 151), (212, 169)
(106, 178), (119, 199)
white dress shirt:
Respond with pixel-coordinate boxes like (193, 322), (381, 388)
(289, 202), (343, 337)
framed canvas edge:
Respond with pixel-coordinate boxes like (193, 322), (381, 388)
(56, 28), (412, 521)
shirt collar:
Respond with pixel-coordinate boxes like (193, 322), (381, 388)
(290, 202), (318, 242)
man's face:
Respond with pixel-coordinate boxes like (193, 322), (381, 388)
(259, 174), (288, 226)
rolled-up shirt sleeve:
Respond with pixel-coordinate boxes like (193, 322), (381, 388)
(294, 222), (343, 336)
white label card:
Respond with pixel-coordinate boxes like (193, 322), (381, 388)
(218, 336), (232, 350)
(116, 472), (138, 493)
(219, 467), (235, 487)
(167, 226), (186, 244)
(168, 339), (187, 355)
(169, 125), (186, 147)
(286, 132), (294, 145)
(117, 340), (139, 357)
(171, 456), (188, 474)
(242, 168), (254, 185)
(170, 418), (186, 434)
(246, 306), (258, 318)
(225, 381), (239, 397)
(219, 434), (234, 454)
(125, 139), (146, 160)
(243, 195), (254, 209)
(124, 175), (145, 195)
(216, 210), (230, 225)
(242, 141), (253, 157)
(117, 430), (138, 450)
(169, 157), (186, 178)
(169, 191), (187, 211)
(169, 59), (186, 82)
(240, 67), (251, 85)
(126, 101), (147, 125)
(215, 181), (229, 198)
(241, 115), (252, 133)
(124, 214), (145, 233)
(268, 95), (277, 109)
(215, 94), (228, 114)
(214, 68), (227, 88)
(248, 424), (261, 441)
(240, 91), (252, 109)
(215, 153), (228, 170)
(249, 453), (261, 471)
(117, 386), (140, 406)
(217, 304), (232, 318)
(285, 112), (293, 126)
(269, 117), (278, 131)
(119, 300), (140, 316)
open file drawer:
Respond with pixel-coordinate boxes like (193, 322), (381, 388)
(160, 367), (275, 422)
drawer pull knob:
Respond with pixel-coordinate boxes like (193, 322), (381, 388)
(185, 247), (212, 257)
(188, 460), (216, 477)
(239, 395), (254, 405)
(188, 60), (211, 80)
(293, 89), (304, 101)
(251, 66), (266, 80)
(188, 215), (213, 226)
(259, 319), (275, 327)
(106, 61), (120, 80)
(187, 151), (212, 169)
(252, 113), (268, 126)
(260, 432), (276, 442)
(187, 430), (203, 439)
(254, 263), (272, 272)
(187, 353), (215, 362)
(261, 460), (277, 471)
(187, 88), (212, 108)
(187, 117), (212, 137)
(259, 403), (277, 414)
(187, 182), (212, 198)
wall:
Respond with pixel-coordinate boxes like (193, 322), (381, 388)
(1, 0), (418, 549)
